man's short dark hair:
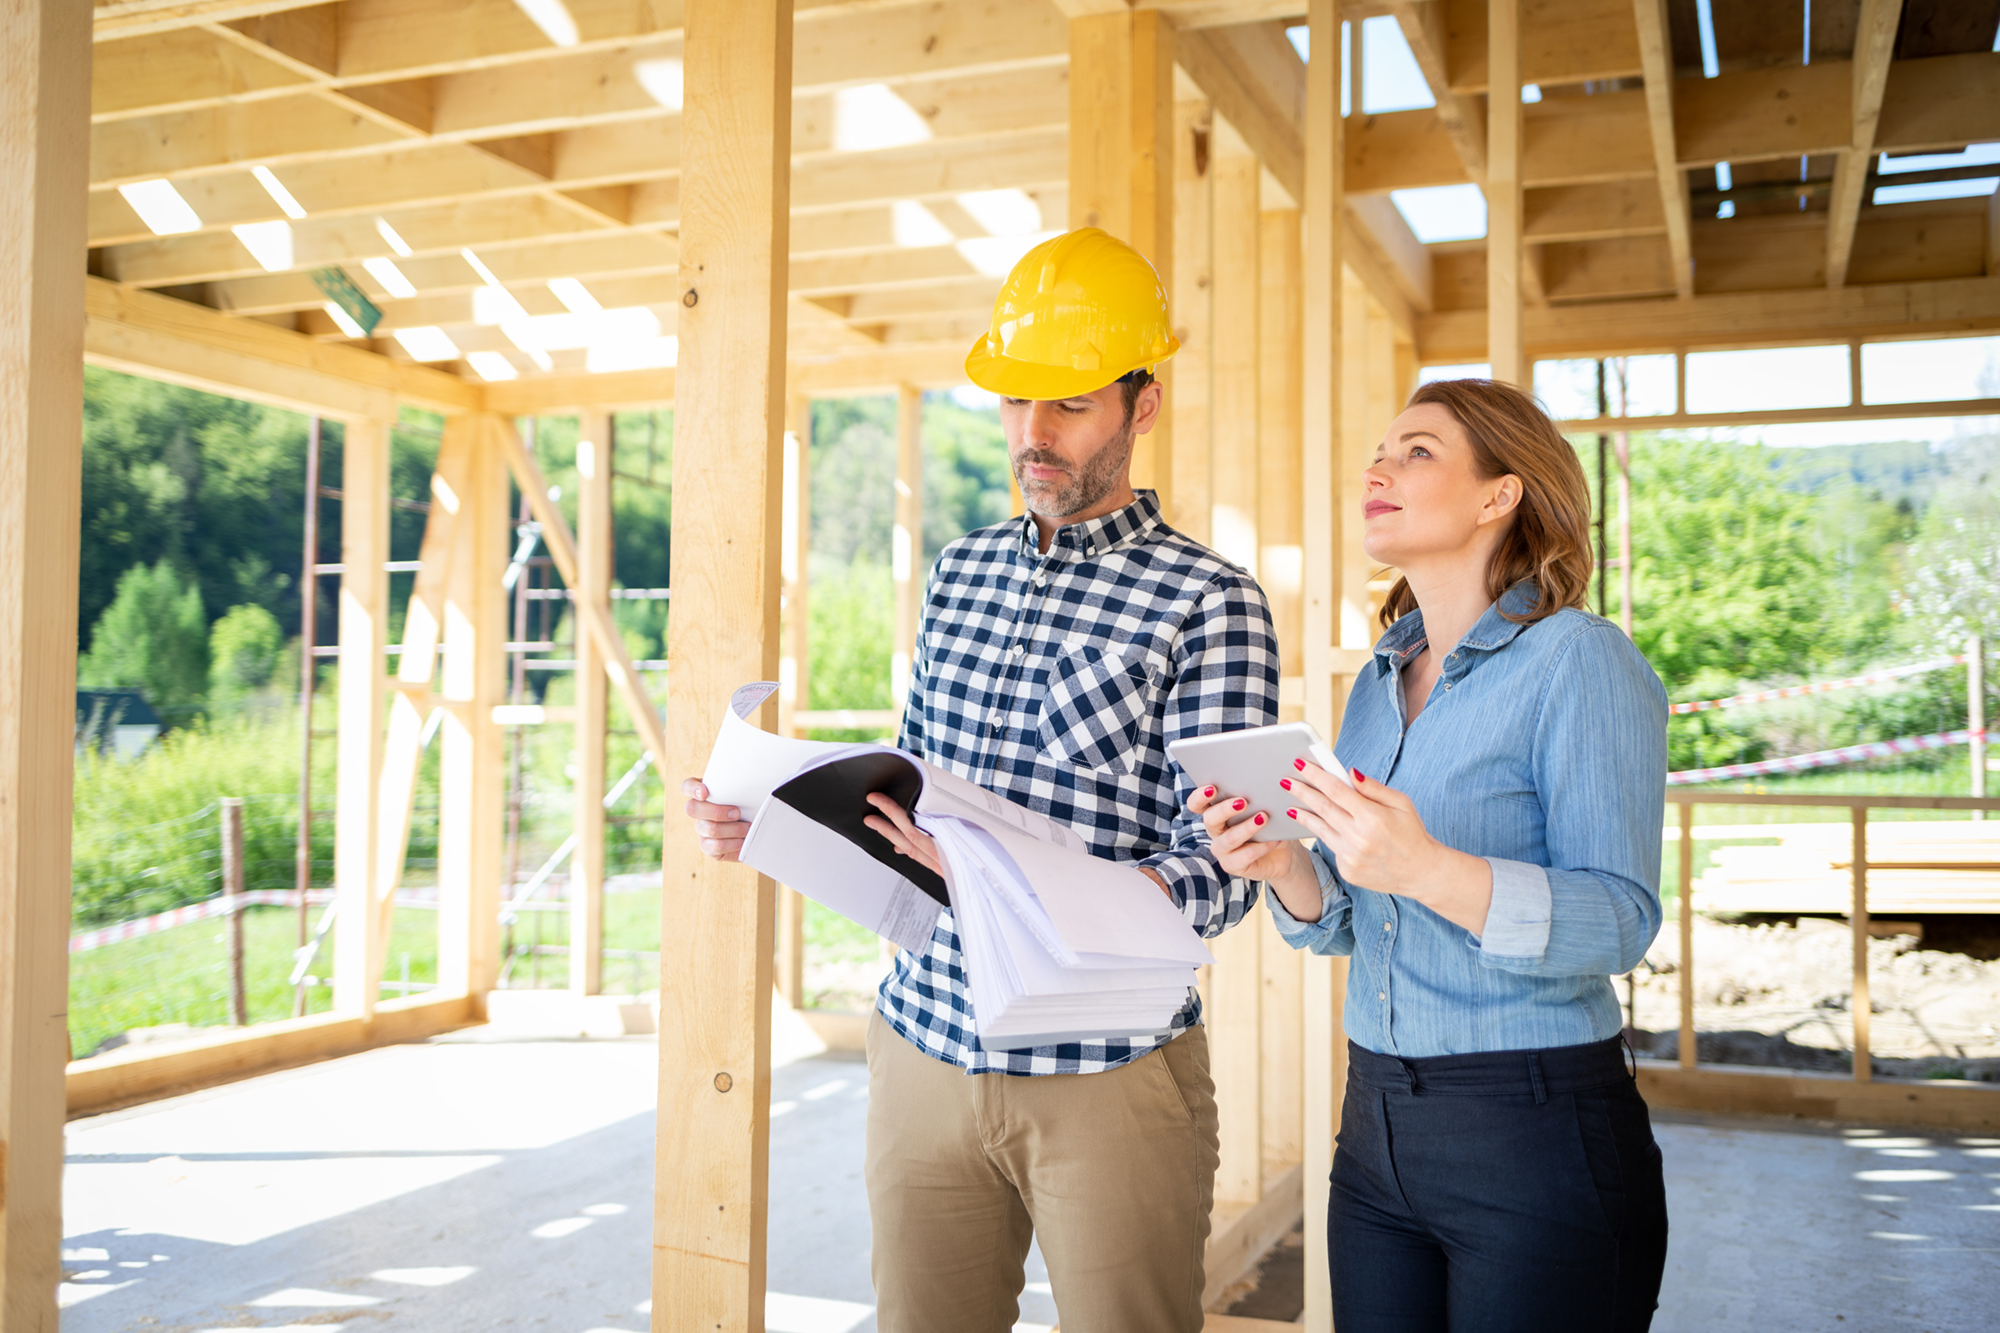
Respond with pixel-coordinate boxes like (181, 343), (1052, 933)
(1116, 368), (1156, 422)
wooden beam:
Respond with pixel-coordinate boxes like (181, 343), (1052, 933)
(1211, 150), (1261, 575)
(1258, 207), (1304, 719)
(1445, 0), (1643, 93)
(0, 2), (88, 1320)
(1212, 899), (1266, 1207)
(83, 276), (479, 417)
(891, 384), (922, 707)
(486, 367), (674, 413)
(1827, 0), (1904, 289)
(1389, 0), (1485, 181)
(1525, 179), (1666, 244)
(1069, 7), (1175, 508)
(654, 0), (791, 1326)
(1557, 397), (2000, 434)
(1674, 59), (1852, 169)
(1170, 99), (1215, 544)
(331, 417), (390, 1018)
(1485, 0), (1524, 385)
(1175, 26), (1304, 206)
(436, 414), (507, 1007)
(1299, 3), (1347, 1327)
(1340, 269), (1376, 650)
(1874, 52), (2000, 156)
(1415, 274), (2000, 362)
(1628, 0), (1692, 298)
(776, 392), (812, 1009)
(572, 409), (612, 996)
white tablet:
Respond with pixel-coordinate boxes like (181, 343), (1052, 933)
(1166, 722), (1353, 842)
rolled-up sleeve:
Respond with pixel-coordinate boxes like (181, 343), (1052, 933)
(1268, 845), (1357, 956)
(1478, 623), (1666, 977)
(1143, 574), (1280, 938)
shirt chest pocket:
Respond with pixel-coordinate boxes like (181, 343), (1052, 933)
(1035, 644), (1159, 776)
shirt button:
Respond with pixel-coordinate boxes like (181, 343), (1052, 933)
(1378, 991), (1388, 1001)
(1012, 643), (1025, 655)
(1383, 921), (1393, 932)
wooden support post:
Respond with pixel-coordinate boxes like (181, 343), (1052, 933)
(1631, 0), (1694, 299)
(1260, 208), (1305, 722)
(1171, 99), (1215, 545)
(0, 13), (86, 1321)
(1827, 0), (1903, 289)
(1211, 148), (1261, 575)
(1971, 636), (1987, 820)
(1340, 272), (1377, 651)
(333, 417), (390, 1018)
(1211, 899), (1265, 1206)
(437, 415), (508, 1008)
(572, 409), (612, 996)
(1300, 3), (1350, 1328)
(375, 422), (471, 957)
(222, 799), (248, 1026)
(654, 0), (791, 1326)
(892, 384), (923, 709)
(1261, 893), (1304, 1180)
(1851, 807), (1871, 1082)
(1485, 0), (1525, 385)
(1677, 801), (1695, 1070)
(1067, 6), (1174, 512)
(777, 392), (812, 1007)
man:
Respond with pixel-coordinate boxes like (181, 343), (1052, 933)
(682, 228), (1278, 1333)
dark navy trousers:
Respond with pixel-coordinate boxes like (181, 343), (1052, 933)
(1328, 1037), (1668, 1332)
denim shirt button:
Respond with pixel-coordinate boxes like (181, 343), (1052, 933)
(1378, 991), (1388, 1001)
(1383, 921), (1393, 932)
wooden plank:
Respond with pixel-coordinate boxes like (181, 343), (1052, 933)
(486, 367), (675, 413)
(1414, 274), (2000, 362)
(1201, 1162), (1304, 1313)
(1874, 52), (2000, 156)
(1069, 8), (1175, 510)
(84, 277), (477, 418)
(1485, 0), (1524, 386)
(436, 414), (508, 1007)
(653, 1), (790, 1326)
(1524, 179), (1666, 243)
(0, 3), (87, 1320)
(891, 384), (922, 708)
(571, 409), (612, 996)
(331, 417), (390, 1017)
(1170, 99), (1215, 544)
(1299, 7), (1344, 1330)
(1674, 60), (1851, 168)
(1258, 208), (1303, 721)
(1340, 270), (1375, 650)
(1542, 234), (1676, 303)
(1827, 0), (1905, 290)
(1635, 1062), (2000, 1133)
(1629, 0), (1693, 298)
(777, 391), (811, 1010)
(1175, 26), (1303, 208)
(1390, 0), (1486, 181)
(1212, 899), (1266, 1206)
(65, 993), (479, 1117)
(1445, 0), (1643, 93)
(1210, 150), (1261, 577)
(91, 24), (310, 120)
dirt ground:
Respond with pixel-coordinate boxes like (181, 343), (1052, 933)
(1627, 914), (2000, 1080)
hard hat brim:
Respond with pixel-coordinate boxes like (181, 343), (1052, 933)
(963, 333), (1179, 401)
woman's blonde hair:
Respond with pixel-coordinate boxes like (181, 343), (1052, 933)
(1377, 378), (1594, 629)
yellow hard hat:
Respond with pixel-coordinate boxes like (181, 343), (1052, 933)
(964, 227), (1180, 400)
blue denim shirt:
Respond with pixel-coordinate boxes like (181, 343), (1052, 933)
(1270, 583), (1668, 1057)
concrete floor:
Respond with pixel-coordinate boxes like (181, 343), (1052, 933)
(61, 1033), (1999, 1332)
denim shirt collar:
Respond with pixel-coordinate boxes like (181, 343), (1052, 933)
(1015, 488), (1164, 562)
(1374, 581), (1542, 673)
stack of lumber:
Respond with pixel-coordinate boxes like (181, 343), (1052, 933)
(1690, 821), (2000, 915)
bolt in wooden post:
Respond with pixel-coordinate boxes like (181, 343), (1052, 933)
(222, 798), (248, 1026)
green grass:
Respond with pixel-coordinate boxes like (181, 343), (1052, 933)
(68, 905), (437, 1059)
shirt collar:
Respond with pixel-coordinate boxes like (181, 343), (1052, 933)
(1373, 581), (1542, 664)
(1016, 489), (1164, 562)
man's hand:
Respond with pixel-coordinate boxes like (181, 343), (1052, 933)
(682, 778), (750, 862)
(862, 793), (946, 878)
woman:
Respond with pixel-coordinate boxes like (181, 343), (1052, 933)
(1193, 378), (1670, 1331)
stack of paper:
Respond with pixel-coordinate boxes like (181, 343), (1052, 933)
(704, 682), (1213, 1050)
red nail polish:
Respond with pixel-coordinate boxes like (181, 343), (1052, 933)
(1254, 813), (1267, 826)
(1353, 770), (1367, 784)
(1232, 799), (1246, 811)
(1286, 809), (1298, 819)
(1294, 758), (1306, 771)
(1202, 786), (1215, 798)
(1280, 778), (1292, 791)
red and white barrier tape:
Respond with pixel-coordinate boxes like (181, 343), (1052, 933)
(70, 890), (334, 954)
(1667, 727), (1985, 786)
(1668, 655), (1968, 715)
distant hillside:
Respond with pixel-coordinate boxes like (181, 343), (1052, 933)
(1775, 432), (1999, 510)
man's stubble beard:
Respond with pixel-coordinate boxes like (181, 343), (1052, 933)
(1012, 416), (1135, 521)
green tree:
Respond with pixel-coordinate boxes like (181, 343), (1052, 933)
(208, 603), (285, 703)
(77, 559), (209, 713)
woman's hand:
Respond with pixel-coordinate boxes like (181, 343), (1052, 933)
(1189, 785), (1325, 922)
(1281, 762), (1493, 935)
(863, 793), (946, 879)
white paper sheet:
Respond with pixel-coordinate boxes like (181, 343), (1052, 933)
(700, 682), (852, 812)
(740, 797), (940, 955)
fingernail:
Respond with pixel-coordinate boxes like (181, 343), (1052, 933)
(1232, 799), (1246, 811)
(1202, 786), (1215, 799)
(1280, 778), (1292, 791)
(1294, 758), (1306, 771)
(1254, 813), (1266, 826)
(1354, 770), (1367, 784)
(1286, 809), (1298, 819)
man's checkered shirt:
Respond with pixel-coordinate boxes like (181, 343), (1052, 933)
(877, 489), (1280, 1075)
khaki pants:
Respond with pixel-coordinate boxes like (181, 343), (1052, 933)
(864, 1011), (1221, 1333)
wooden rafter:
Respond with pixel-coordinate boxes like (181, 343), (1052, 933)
(1630, 0), (1692, 298)
(1826, 0), (1904, 289)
